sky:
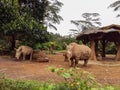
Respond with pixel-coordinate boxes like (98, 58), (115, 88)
(48, 0), (120, 36)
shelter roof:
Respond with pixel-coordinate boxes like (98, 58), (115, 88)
(76, 24), (120, 41)
(99, 24), (120, 30)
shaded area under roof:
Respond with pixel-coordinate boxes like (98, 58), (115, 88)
(76, 24), (120, 61)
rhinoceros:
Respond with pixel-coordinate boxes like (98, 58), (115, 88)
(63, 42), (78, 62)
(15, 45), (33, 61)
(64, 43), (92, 67)
(64, 42), (77, 51)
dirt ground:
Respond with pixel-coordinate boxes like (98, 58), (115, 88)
(0, 53), (120, 86)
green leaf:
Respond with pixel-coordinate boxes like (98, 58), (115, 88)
(62, 72), (71, 78)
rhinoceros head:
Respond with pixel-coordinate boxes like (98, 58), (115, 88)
(63, 50), (72, 62)
(15, 48), (22, 60)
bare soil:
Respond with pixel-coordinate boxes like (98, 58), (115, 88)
(0, 53), (120, 86)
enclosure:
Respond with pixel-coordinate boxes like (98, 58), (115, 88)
(0, 53), (120, 86)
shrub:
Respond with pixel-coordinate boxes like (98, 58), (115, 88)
(0, 69), (119, 90)
(48, 67), (100, 90)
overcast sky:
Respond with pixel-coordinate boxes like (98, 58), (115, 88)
(48, 0), (120, 36)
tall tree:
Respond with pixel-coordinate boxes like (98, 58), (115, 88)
(44, 0), (63, 30)
(108, 0), (120, 17)
(18, 0), (63, 30)
(70, 13), (101, 36)
(0, 0), (63, 50)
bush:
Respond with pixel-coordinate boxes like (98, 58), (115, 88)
(48, 67), (99, 90)
(48, 67), (120, 90)
(0, 68), (120, 90)
(106, 43), (117, 54)
(0, 74), (56, 90)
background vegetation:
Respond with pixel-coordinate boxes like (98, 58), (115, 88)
(0, 0), (117, 54)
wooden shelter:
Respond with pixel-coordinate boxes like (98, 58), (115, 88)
(76, 24), (120, 60)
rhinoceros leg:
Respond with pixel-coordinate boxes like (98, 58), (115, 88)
(83, 59), (88, 66)
(23, 54), (26, 60)
(30, 52), (33, 61)
(70, 58), (74, 67)
(75, 59), (79, 68)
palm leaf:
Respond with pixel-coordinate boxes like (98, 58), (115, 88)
(114, 5), (120, 11)
(91, 18), (100, 21)
(91, 13), (100, 17)
(69, 29), (78, 32)
(116, 14), (120, 17)
(108, 0), (120, 8)
(94, 22), (101, 26)
(48, 23), (57, 30)
(70, 20), (79, 26)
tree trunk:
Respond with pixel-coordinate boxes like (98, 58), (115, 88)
(90, 39), (97, 60)
(11, 35), (15, 50)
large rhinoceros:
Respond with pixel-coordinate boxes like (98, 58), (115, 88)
(15, 45), (33, 61)
(64, 43), (92, 67)
(64, 42), (77, 50)
(63, 42), (78, 62)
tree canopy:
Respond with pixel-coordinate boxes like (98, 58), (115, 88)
(108, 0), (120, 17)
(0, 0), (63, 50)
(70, 12), (101, 36)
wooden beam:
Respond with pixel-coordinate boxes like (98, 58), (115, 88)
(115, 41), (120, 61)
(90, 39), (97, 60)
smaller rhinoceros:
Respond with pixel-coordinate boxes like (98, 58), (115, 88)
(15, 45), (33, 61)
(64, 43), (91, 67)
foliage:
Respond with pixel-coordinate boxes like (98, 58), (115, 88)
(48, 67), (120, 90)
(34, 33), (78, 50)
(0, 1), (19, 26)
(97, 42), (117, 54)
(48, 67), (100, 90)
(0, 70), (120, 90)
(70, 12), (101, 36)
(0, 73), (56, 90)
(0, 0), (63, 51)
(0, 39), (9, 49)
(19, 0), (63, 30)
(49, 33), (78, 50)
(108, 0), (120, 17)
(37, 34), (77, 50)
(106, 42), (117, 54)
(44, 0), (63, 30)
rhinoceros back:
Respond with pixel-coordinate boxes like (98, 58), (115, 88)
(20, 46), (33, 55)
(72, 44), (91, 60)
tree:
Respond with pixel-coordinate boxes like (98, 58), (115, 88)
(0, 0), (63, 50)
(108, 0), (120, 17)
(18, 0), (63, 30)
(70, 13), (101, 36)
(44, 0), (63, 30)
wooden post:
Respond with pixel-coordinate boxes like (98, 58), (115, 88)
(115, 41), (120, 61)
(95, 40), (98, 56)
(101, 39), (106, 57)
(90, 39), (97, 60)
